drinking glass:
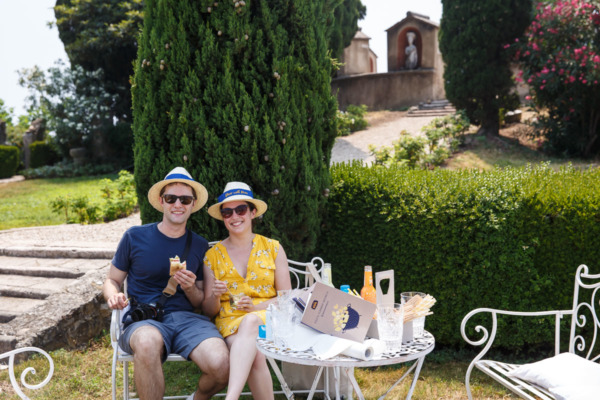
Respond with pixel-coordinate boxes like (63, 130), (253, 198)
(271, 304), (294, 349)
(377, 303), (404, 353)
(229, 292), (245, 310)
(401, 291), (426, 337)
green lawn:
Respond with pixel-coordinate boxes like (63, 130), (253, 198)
(0, 332), (516, 399)
(0, 174), (117, 230)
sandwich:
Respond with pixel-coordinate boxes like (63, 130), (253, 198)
(169, 255), (187, 276)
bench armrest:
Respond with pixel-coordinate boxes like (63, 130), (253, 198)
(461, 307), (572, 357)
(110, 308), (122, 349)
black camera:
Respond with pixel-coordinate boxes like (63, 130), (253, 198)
(130, 302), (164, 322)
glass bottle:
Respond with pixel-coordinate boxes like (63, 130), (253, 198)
(321, 263), (334, 287)
(360, 265), (377, 304)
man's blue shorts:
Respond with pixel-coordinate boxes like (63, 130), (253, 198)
(119, 311), (222, 362)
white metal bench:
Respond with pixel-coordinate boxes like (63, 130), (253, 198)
(461, 264), (600, 399)
(110, 255), (327, 400)
(1, 347), (54, 400)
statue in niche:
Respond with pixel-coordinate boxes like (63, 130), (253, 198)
(405, 32), (418, 70)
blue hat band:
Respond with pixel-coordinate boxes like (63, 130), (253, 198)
(165, 173), (194, 182)
(218, 188), (253, 203)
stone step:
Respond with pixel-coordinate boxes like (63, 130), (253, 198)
(0, 265), (85, 279)
(0, 246), (115, 259)
(0, 256), (109, 275)
(407, 109), (456, 117)
(0, 274), (78, 299)
(0, 296), (45, 323)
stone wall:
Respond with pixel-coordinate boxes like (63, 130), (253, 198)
(0, 267), (111, 353)
(331, 69), (446, 111)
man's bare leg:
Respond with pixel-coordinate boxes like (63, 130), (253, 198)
(188, 336), (230, 400)
(129, 326), (166, 400)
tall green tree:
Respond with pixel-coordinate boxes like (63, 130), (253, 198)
(327, 0), (367, 61)
(54, 0), (144, 122)
(133, 0), (339, 258)
(439, 0), (533, 135)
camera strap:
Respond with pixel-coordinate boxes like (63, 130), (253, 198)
(158, 229), (192, 307)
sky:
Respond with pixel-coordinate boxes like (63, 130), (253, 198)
(0, 0), (442, 122)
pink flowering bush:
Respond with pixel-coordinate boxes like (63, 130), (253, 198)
(512, 0), (600, 157)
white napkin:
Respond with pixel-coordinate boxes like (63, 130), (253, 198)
(286, 323), (380, 361)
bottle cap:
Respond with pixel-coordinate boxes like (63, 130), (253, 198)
(340, 284), (351, 293)
(364, 265), (372, 271)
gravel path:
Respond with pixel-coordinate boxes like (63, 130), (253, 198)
(331, 114), (437, 165)
(0, 113), (437, 246)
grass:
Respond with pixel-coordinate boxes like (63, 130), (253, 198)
(0, 332), (517, 399)
(444, 116), (598, 170)
(0, 174), (117, 230)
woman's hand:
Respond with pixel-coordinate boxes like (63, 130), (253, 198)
(212, 279), (229, 298)
(235, 295), (255, 312)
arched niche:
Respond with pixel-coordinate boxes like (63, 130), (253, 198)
(397, 28), (422, 69)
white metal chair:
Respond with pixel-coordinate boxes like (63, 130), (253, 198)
(461, 264), (600, 399)
(110, 255), (326, 400)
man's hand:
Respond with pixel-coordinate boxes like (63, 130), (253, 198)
(107, 292), (129, 310)
(173, 269), (197, 291)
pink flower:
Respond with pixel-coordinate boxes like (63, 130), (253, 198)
(594, 55), (600, 63)
(569, 75), (576, 83)
(526, 95), (532, 100)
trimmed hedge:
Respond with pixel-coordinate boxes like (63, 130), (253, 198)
(317, 162), (600, 348)
(30, 141), (60, 168)
(0, 145), (19, 179)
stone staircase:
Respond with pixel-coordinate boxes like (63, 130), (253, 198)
(0, 253), (112, 353)
(0, 217), (139, 354)
(406, 99), (456, 117)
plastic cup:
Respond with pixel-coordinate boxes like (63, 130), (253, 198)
(377, 303), (404, 353)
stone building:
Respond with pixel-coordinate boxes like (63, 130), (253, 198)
(332, 12), (446, 111)
(338, 29), (378, 76)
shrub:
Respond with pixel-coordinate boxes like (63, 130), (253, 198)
(100, 170), (137, 221)
(369, 111), (470, 168)
(0, 145), (19, 178)
(29, 141), (60, 168)
(51, 195), (101, 224)
(132, 0), (338, 259)
(337, 104), (368, 136)
(50, 170), (137, 224)
(21, 161), (115, 179)
(317, 162), (600, 349)
(511, 0), (600, 157)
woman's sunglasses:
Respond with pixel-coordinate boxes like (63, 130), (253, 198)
(220, 204), (249, 219)
(162, 194), (195, 205)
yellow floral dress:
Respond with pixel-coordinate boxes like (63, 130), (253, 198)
(204, 234), (279, 337)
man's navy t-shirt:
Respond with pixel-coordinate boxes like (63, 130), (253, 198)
(111, 223), (209, 315)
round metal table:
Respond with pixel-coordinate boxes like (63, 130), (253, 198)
(257, 331), (435, 400)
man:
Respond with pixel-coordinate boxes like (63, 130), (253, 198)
(104, 167), (229, 400)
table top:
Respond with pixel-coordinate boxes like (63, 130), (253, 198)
(257, 331), (435, 368)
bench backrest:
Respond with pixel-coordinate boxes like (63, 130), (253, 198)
(568, 264), (600, 362)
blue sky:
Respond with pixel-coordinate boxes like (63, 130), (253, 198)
(0, 0), (442, 121)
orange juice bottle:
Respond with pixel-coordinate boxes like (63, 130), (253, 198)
(360, 265), (377, 304)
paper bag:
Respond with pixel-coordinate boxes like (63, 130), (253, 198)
(300, 282), (376, 343)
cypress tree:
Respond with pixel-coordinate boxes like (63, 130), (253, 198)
(439, 0), (532, 136)
(133, 0), (338, 258)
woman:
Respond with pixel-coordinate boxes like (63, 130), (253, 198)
(203, 181), (291, 400)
